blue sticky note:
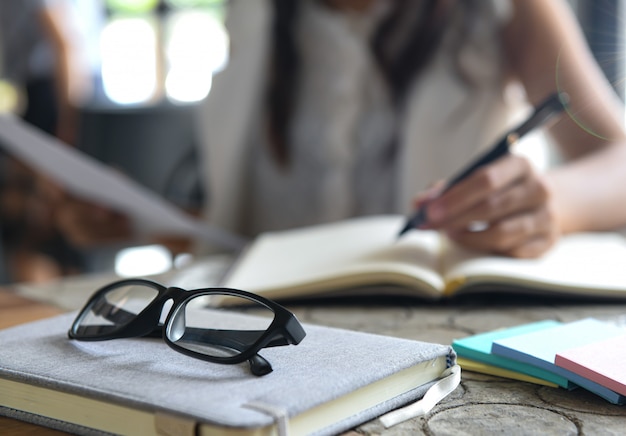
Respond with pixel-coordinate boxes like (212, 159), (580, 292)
(492, 318), (626, 404)
(452, 320), (571, 388)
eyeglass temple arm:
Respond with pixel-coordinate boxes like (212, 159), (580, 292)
(178, 328), (276, 376)
(181, 327), (292, 347)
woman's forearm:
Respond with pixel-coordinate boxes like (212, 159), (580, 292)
(546, 142), (626, 233)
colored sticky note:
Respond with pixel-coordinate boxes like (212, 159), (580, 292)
(452, 320), (571, 388)
(456, 357), (558, 387)
(492, 318), (626, 404)
(556, 333), (626, 396)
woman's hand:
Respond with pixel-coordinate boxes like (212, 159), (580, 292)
(50, 189), (133, 248)
(418, 155), (561, 258)
(48, 184), (194, 254)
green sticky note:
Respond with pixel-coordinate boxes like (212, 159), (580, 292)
(453, 320), (571, 388)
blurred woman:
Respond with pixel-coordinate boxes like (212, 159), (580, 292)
(55, 0), (626, 260)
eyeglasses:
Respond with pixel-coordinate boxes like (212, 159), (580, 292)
(68, 278), (306, 376)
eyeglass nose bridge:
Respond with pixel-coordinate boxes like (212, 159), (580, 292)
(140, 290), (189, 338)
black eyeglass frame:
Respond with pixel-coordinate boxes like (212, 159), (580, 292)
(68, 278), (306, 376)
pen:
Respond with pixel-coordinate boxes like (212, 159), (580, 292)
(397, 91), (569, 238)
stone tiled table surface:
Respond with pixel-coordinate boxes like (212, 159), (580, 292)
(300, 297), (626, 435)
(2, 260), (626, 435)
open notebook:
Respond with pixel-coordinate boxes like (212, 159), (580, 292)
(0, 312), (457, 436)
(221, 215), (626, 301)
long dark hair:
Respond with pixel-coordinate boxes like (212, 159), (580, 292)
(266, 0), (473, 166)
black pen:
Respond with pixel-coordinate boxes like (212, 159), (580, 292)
(397, 91), (570, 238)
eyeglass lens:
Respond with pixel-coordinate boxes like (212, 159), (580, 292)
(167, 294), (276, 358)
(77, 283), (160, 336)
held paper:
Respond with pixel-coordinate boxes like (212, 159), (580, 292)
(0, 115), (246, 251)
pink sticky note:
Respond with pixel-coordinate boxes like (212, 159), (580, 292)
(555, 333), (626, 396)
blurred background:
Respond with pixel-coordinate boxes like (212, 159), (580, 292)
(0, 0), (624, 284)
(72, 0), (228, 277)
(0, 0), (227, 283)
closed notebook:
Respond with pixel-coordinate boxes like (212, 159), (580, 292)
(0, 313), (456, 436)
(492, 318), (626, 404)
(452, 320), (571, 388)
(555, 334), (626, 396)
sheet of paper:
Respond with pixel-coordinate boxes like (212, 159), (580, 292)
(0, 115), (246, 251)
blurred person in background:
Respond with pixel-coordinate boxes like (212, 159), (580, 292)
(55, 0), (626, 262)
(0, 0), (92, 282)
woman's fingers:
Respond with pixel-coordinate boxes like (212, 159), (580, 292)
(416, 154), (560, 257)
(55, 196), (132, 247)
(447, 206), (560, 258)
(441, 172), (550, 232)
(425, 155), (535, 226)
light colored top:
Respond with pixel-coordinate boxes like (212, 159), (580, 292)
(196, 0), (525, 242)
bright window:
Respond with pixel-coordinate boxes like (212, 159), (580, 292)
(98, 0), (228, 106)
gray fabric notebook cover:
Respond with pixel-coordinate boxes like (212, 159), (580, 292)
(0, 313), (455, 435)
